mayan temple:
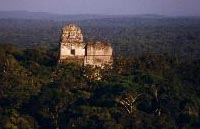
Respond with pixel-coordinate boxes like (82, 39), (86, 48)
(59, 24), (113, 66)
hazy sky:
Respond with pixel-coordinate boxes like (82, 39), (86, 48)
(1, 0), (200, 16)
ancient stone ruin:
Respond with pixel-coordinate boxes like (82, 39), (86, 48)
(59, 24), (113, 66)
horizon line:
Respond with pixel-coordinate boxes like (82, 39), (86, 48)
(1, 10), (200, 17)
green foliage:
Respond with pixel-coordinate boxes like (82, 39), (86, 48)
(1, 110), (38, 129)
(0, 17), (200, 128)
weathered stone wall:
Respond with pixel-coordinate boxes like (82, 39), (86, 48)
(62, 24), (83, 43)
(86, 42), (112, 56)
(60, 43), (86, 60)
(84, 42), (113, 66)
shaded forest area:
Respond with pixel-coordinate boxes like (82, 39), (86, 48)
(0, 16), (200, 129)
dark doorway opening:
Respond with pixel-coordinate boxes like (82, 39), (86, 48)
(71, 49), (75, 55)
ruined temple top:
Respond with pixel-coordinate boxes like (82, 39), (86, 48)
(59, 24), (113, 66)
(61, 24), (84, 43)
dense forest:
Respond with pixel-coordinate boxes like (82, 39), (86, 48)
(0, 15), (200, 58)
(0, 13), (200, 129)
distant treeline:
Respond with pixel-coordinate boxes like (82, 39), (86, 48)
(0, 16), (199, 60)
